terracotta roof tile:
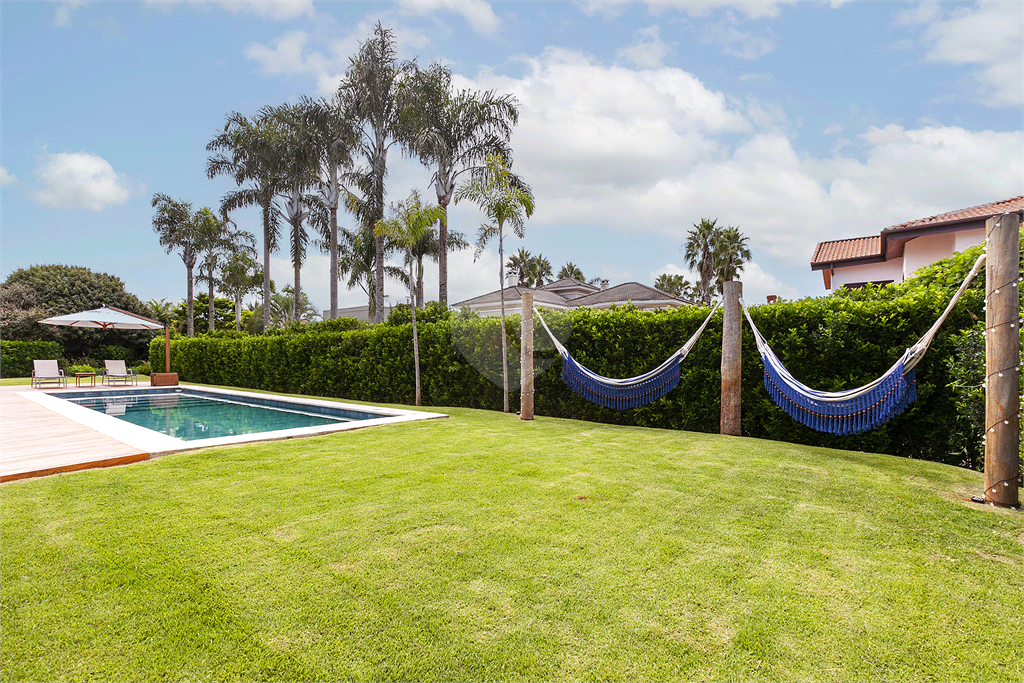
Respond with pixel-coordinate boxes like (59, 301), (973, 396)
(811, 236), (882, 265)
(886, 196), (1024, 232)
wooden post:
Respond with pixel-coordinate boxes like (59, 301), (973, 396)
(984, 213), (1020, 507)
(520, 292), (534, 420)
(164, 325), (171, 374)
(721, 281), (742, 436)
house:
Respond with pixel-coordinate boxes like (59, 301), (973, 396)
(452, 276), (692, 316)
(810, 196), (1024, 290)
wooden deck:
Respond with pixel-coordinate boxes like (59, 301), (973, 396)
(0, 387), (149, 482)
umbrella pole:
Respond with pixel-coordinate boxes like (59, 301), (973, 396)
(164, 325), (170, 374)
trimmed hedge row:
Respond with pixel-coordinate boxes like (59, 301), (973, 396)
(151, 281), (984, 466)
(1, 341), (63, 378)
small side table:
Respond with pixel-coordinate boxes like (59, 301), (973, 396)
(75, 372), (96, 387)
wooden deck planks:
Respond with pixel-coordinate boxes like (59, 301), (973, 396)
(0, 388), (149, 482)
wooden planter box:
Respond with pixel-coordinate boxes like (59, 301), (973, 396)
(150, 372), (179, 387)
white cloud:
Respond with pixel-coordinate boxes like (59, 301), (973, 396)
(53, 0), (86, 27)
(397, 0), (500, 35)
(645, 0), (796, 20)
(617, 25), (671, 68)
(903, 1), (1022, 107)
(0, 167), (16, 186)
(702, 12), (775, 59)
(31, 151), (133, 211)
(245, 24), (430, 96)
(457, 48), (1022, 278)
(145, 0), (314, 20)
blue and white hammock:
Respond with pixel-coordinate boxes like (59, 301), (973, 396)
(742, 253), (986, 435)
(534, 303), (720, 409)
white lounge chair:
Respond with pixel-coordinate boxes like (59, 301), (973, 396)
(102, 360), (137, 386)
(31, 359), (66, 388)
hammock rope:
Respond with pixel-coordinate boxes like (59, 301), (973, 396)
(534, 303), (720, 409)
(743, 252), (987, 435)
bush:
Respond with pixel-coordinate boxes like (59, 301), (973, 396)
(95, 344), (136, 363)
(69, 364), (98, 375)
(133, 362), (152, 376)
(1, 341), (63, 378)
(386, 302), (451, 326)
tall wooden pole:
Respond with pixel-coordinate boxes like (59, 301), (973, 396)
(984, 213), (1020, 507)
(721, 281), (742, 436)
(520, 292), (534, 420)
(164, 325), (171, 374)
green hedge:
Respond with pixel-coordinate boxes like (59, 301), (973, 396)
(150, 285), (986, 467)
(1, 341), (63, 378)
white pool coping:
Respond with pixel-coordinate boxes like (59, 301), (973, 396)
(19, 385), (448, 456)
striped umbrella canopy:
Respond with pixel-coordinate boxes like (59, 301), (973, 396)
(38, 304), (164, 330)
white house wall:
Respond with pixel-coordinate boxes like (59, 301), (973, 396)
(903, 232), (955, 279)
(954, 227), (986, 253)
(831, 258), (903, 288)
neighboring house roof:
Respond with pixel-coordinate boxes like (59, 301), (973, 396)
(811, 196), (1024, 270)
(541, 276), (599, 298)
(570, 282), (691, 307)
(453, 286), (570, 309)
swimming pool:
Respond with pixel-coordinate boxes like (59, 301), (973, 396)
(24, 386), (447, 455)
(62, 388), (380, 441)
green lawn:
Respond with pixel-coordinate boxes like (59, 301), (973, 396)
(2, 391), (1021, 681)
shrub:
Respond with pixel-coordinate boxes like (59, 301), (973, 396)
(1, 341), (63, 378)
(95, 344), (136, 363)
(133, 362), (152, 376)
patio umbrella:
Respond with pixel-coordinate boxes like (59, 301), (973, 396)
(38, 304), (173, 373)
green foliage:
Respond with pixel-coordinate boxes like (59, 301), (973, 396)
(0, 341), (63, 378)
(94, 344), (136, 363)
(174, 294), (236, 332)
(1, 265), (154, 360)
(69, 364), (98, 375)
(133, 362), (152, 376)
(386, 302), (451, 326)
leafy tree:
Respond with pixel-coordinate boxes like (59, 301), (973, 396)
(270, 286), (320, 327)
(455, 154), (535, 413)
(301, 95), (358, 320)
(207, 110), (284, 333)
(654, 273), (697, 300)
(340, 23), (414, 323)
(152, 193), (210, 337)
(404, 62), (519, 306)
(683, 218), (719, 306)
(375, 190), (445, 405)
(506, 248), (533, 286)
(217, 251), (263, 331)
(713, 226), (752, 293)
(194, 210), (257, 333)
(1, 265), (150, 360)
(530, 254), (553, 287)
(558, 262), (585, 281)
(145, 299), (176, 327)
(172, 294), (235, 332)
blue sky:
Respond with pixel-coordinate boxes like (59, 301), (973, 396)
(3, 0), (1021, 312)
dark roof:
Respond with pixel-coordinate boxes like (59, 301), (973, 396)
(451, 286), (569, 308)
(811, 236), (882, 266)
(811, 196), (1024, 270)
(541, 276), (599, 292)
(570, 282), (689, 306)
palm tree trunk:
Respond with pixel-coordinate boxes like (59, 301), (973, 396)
(416, 253), (424, 308)
(262, 199), (272, 334)
(498, 227), (509, 413)
(329, 201), (338, 320)
(208, 276), (216, 332)
(294, 265), (301, 322)
(438, 204), (448, 306)
(186, 266), (194, 338)
(410, 261), (421, 407)
(234, 297), (242, 332)
(374, 233), (385, 323)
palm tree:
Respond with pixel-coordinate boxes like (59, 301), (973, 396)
(217, 247), (263, 332)
(408, 227), (468, 308)
(270, 102), (321, 321)
(146, 298), (176, 327)
(340, 22), (413, 323)
(530, 254), (553, 287)
(300, 96), (357, 320)
(152, 193), (205, 337)
(654, 273), (697, 300)
(454, 154), (535, 413)
(375, 190), (445, 406)
(194, 210), (256, 332)
(558, 262), (585, 281)
(713, 226), (752, 292)
(337, 226), (407, 318)
(404, 63), (519, 306)
(683, 218), (720, 306)
(506, 248), (533, 286)
(207, 111), (284, 332)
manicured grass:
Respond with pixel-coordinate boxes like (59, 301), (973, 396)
(2, 392), (1021, 681)
(0, 377), (35, 386)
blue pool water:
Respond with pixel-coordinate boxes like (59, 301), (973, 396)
(57, 388), (379, 441)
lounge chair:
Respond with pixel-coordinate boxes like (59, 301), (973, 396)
(102, 360), (137, 386)
(31, 359), (66, 388)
